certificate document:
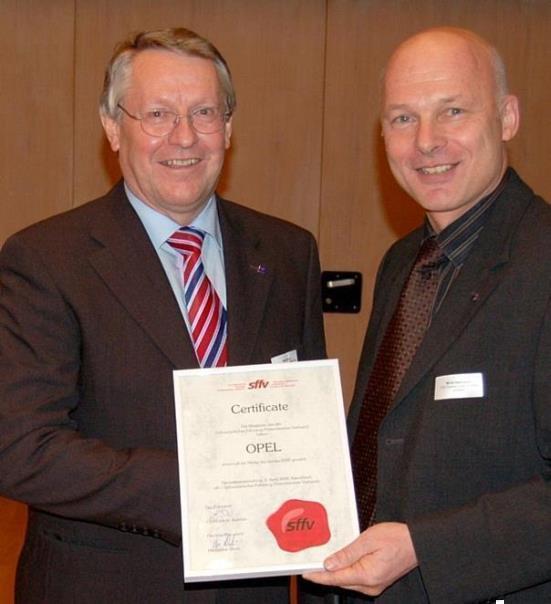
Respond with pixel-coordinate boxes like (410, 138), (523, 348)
(174, 359), (359, 582)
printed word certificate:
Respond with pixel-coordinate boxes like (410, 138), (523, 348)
(174, 359), (359, 582)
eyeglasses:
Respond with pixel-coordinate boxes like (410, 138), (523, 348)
(117, 103), (230, 137)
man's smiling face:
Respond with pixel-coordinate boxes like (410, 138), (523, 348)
(102, 49), (232, 225)
(381, 30), (518, 231)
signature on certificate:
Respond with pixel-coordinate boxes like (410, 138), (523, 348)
(207, 532), (243, 551)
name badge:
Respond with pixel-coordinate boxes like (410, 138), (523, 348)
(434, 373), (484, 400)
(271, 349), (298, 363)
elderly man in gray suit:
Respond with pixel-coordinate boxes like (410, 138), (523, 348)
(0, 28), (325, 603)
(304, 27), (550, 603)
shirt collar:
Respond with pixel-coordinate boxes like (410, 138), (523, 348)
(124, 183), (222, 250)
(423, 168), (510, 267)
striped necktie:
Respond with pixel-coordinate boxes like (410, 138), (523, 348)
(167, 227), (228, 368)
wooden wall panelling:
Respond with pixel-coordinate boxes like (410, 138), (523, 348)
(0, 498), (27, 604)
(73, 0), (326, 235)
(489, 0), (551, 193)
(0, 0), (75, 243)
(321, 0), (551, 407)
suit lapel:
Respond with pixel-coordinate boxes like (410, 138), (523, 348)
(391, 172), (533, 411)
(218, 199), (274, 366)
(86, 185), (198, 369)
(394, 246), (504, 407)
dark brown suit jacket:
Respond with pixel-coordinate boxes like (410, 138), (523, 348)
(0, 182), (326, 603)
(345, 170), (551, 603)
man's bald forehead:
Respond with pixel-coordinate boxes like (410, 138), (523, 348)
(397, 27), (491, 49)
(383, 27), (507, 100)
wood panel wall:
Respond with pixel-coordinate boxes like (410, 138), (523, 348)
(1, 1), (550, 601)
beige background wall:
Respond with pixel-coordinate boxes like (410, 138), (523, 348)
(1, 1), (550, 601)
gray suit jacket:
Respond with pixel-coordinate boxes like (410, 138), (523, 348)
(0, 182), (326, 603)
(344, 170), (551, 603)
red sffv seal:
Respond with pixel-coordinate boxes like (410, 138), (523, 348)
(266, 499), (331, 552)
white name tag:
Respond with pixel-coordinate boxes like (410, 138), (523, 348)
(434, 373), (484, 400)
(271, 349), (298, 363)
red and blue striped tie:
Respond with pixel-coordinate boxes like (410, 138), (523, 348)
(167, 227), (227, 368)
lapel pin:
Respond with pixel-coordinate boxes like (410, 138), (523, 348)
(250, 264), (267, 274)
(470, 292), (480, 302)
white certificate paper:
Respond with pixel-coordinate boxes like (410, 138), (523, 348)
(173, 359), (359, 582)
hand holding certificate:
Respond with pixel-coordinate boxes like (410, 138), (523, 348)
(174, 359), (359, 582)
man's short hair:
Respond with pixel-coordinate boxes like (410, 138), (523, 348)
(100, 27), (236, 120)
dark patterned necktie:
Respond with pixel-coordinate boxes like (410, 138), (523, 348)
(351, 237), (443, 530)
(167, 227), (228, 368)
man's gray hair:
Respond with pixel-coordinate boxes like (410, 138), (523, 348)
(100, 27), (236, 120)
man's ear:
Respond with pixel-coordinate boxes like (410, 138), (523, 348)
(224, 115), (233, 150)
(100, 111), (121, 152)
(500, 94), (520, 142)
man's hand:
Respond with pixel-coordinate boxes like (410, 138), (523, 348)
(303, 522), (418, 597)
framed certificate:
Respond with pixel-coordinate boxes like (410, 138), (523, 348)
(174, 359), (359, 582)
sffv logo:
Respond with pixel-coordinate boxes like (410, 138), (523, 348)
(248, 379), (269, 389)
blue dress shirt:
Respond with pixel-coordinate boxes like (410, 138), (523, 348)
(124, 184), (227, 332)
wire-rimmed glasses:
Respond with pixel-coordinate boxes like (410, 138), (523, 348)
(117, 103), (230, 136)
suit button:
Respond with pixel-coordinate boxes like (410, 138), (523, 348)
(384, 438), (404, 446)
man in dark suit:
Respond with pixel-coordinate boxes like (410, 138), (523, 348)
(0, 28), (326, 603)
(304, 27), (550, 603)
